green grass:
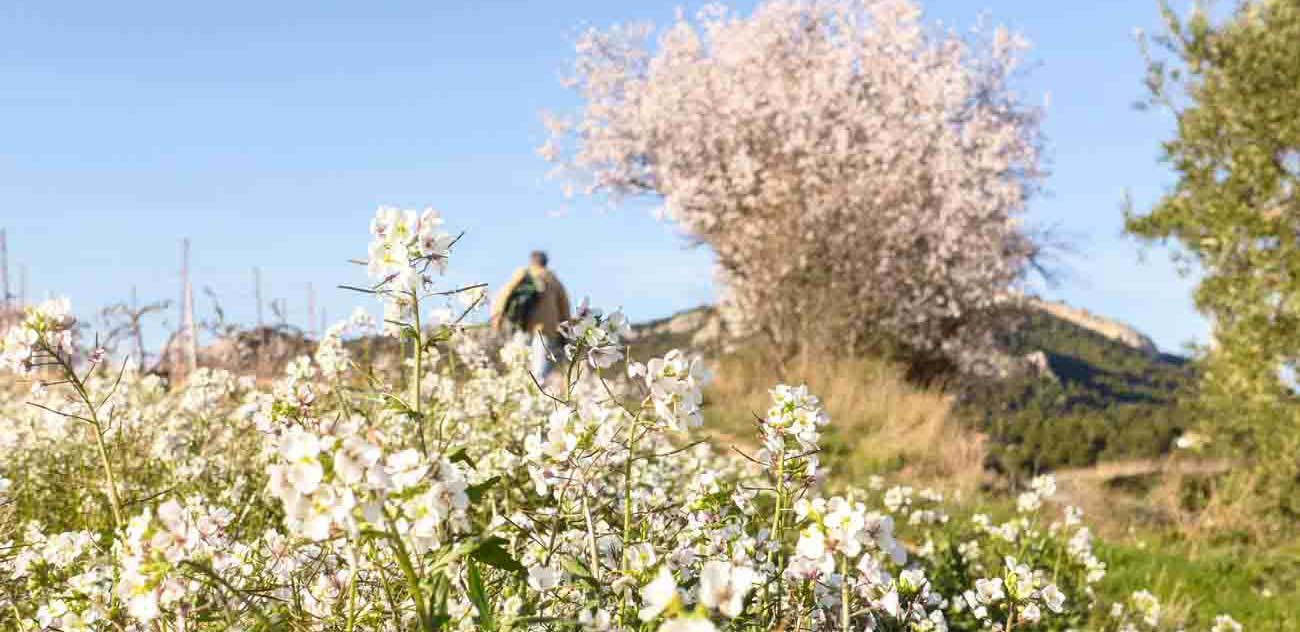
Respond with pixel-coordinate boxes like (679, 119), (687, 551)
(1096, 538), (1300, 630)
(935, 493), (1300, 630)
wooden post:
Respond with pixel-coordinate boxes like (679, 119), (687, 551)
(177, 238), (197, 381)
(253, 266), (265, 379)
(131, 284), (145, 366)
(1, 228), (10, 316)
(175, 241), (185, 380)
(253, 267), (264, 328)
(184, 242), (197, 376)
(307, 282), (316, 338)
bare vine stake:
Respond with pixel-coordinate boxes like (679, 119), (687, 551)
(307, 282), (316, 337)
(1, 228), (10, 318)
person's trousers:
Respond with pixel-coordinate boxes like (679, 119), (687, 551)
(531, 333), (565, 382)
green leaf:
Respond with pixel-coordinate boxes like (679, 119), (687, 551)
(428, 574), (451, 630)
(561, 557), (592, 579)
(561, 557), (601, 588)
(470, 537), (526, 575)
(448, 446), (476, 470)
(465, 476), (499, 503)
(465, 559), (496, 631)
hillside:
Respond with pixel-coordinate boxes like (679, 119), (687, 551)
(628, 300), (1197, 475)
(966, 303), (1196, 475)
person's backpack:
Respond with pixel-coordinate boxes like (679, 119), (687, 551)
(503, 272), (542, 331)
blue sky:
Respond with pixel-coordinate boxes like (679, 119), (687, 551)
(0, 0), (1206, 354)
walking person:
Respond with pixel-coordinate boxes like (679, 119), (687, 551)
(490, 250), (572, 381)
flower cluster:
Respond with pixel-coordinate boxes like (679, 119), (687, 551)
(268, 424), (375, 541)
(1211, 614), (1244, 632)
(314, 307), (375, 379)
(390, 452), (472, 553)
(0, 297), (74, 376)
(366, 206), (456, 333)
(786, 495), (945, 629)
(118, 498), (236, 622)
(960, 556), (1066, 624)
(638, 561), (758, 629)
(756, 384), (829, 483)
(10, 527), (107, 630)
(560, 298), (631, 369)
(1016, 473), (1058, 513)
(792, 497), (907, 569)
(630, 348), (704, 430)
(367, 206), (454, 283)
(882, 484), (950, 526)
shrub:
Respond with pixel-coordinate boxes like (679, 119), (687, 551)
(1127, 0), (1300, 529)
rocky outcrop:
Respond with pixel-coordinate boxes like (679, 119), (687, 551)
(1021, 351), (1057, 382)
(627, 306), (728, 351)
(1025, 298), (1159, 358)
(957, 348), (1057, 382)
(628, 296), (1167, 385)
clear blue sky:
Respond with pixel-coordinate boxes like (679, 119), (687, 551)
(0, 0), (1206, 354)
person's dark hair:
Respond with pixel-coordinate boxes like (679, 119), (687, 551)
(530, 250), (548, 267)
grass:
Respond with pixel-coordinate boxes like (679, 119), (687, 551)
(1097, 537), (1300, 630)
(689, 344), (1299, 630)
(695, 347), (986, 496)
(944, 492), (1300, 630)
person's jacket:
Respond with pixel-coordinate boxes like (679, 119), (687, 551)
(490, 265), (571, 338)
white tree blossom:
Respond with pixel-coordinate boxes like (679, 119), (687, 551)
(544, 0), (1045, 368)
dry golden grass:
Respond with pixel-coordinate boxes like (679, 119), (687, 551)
(1148, 464), (1295, 545)
(697, 348), (987, 495)
(1043, 457), (1224, 538)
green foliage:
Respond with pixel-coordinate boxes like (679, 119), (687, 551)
(1097, 538), (1300, 630)
(958, 307), (1197, 475)
(1127, 0), (1300, 525)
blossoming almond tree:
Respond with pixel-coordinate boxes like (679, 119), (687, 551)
(541, 0), (1047, 373)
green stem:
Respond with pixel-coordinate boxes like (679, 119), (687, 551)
(346, 553), (359, 632)
(840, 554), (851, 631)
(370, 541), (407, 632)
(91, 426), (125, 529)
(767, 445), (786, 624)
(411, 291), (427, 457)
(619, 420), (638, 626)
(10, 603), (27, 632)
(623, 425), (637, 558)
(45, 340), (125, 529)
(582, 492), (603, 582)
(385, 511), (431, 631)
(771, 454), (785, 544)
